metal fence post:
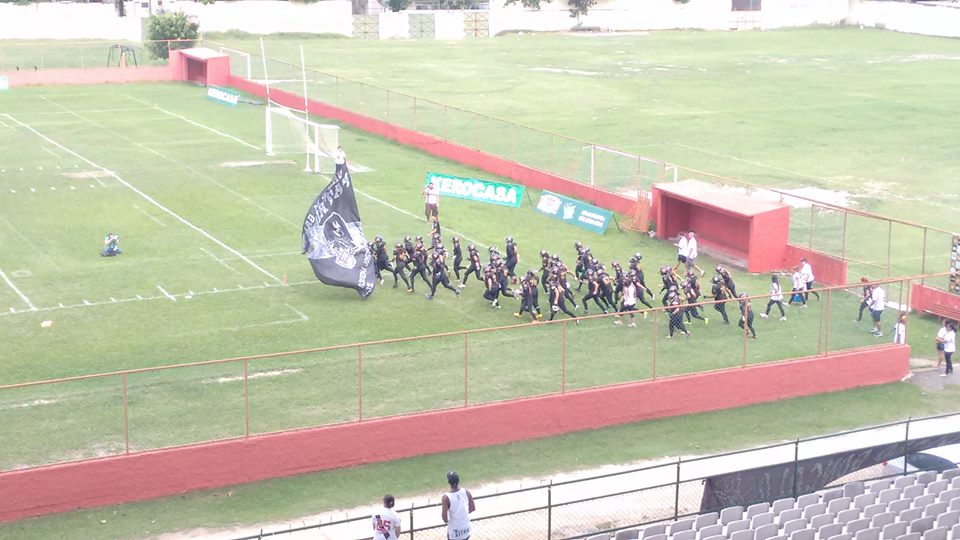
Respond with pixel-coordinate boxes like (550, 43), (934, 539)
(674, 457), (682, 519)
(413, 97), (417, 131)
(902, 417), (911, 477)
(921, 229), (928, 285)
(358, 345), (363, 422)
(841, 211), (848, 260)
(547, 481), (553, 540)
(887, 221), (893, 277)
(409, 504), (414, 539)
(561, 321), (567, 394)
(823, 289), (831, 355)
(464, 333), (469, 407)
(122, 372), (130, 454)
(652, 310), (658, 380)
(244, 359), (250, 437)
(792, 439), (800, 497)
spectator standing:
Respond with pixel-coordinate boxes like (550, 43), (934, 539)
(892, 312), (907, 345)
(856, 277), (873, 322)
(372, 495), (402, 540)
(942, 322), (955, 377)
(442, 471), (475, 540)
(868, 284), (886, 337)
(423, 181), (440, 223)
(674, 232), (689, 271)
(760, 274), (786, 321)
(800, 257), (819, 301)
(935, 319), (949, 369)
(686, 231), (705, 277)
(334, 145), (347, 178)
(788, 266), (807, 307)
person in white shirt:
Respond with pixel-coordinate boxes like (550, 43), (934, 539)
(868, 285), (886, 337)
(759, 274), (786, 321)
(685, 231), (705, 277)
(788, 266), (807, 307)
(892, 312), (907, 345)
(442, 471), (475, 540)
(799, 257), (819, 302)
(935, 319), (949, 368)
(371, 494), (402, 540)
(942, 322), (955, 377)
(423, 181), (441, 223)
(334, 145), (347, 178)
(673, 232), (689, 271)
(615, 273), (639, 327)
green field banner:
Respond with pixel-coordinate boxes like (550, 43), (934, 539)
(425, 172), (523, 208)
(0, 76), (8, 91)
(206, 86), (239, 107)
(535, 190), (613, 235)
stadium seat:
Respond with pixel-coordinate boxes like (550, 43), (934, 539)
(930, 482), (950, 497)
(645, 534), (667, 540)
(830, 499), (854, 515)
(950, 523), (960, 540)
(727, 520), (751, 536)
(895, 534), (921, 540)
(819, 524), (844, 540)
(926, 503), (949, 518)
(643, 523), (668, 538)
(702, 535), (725, 540)
(856, 494), (879, 510)
(865, 505), (888, 520)
(883, 522), (908, 540)
(900, 509), (923, 523)
(748, 504), (772, 520)
(730, 529), (756, 540)
(951, 499), (960, 513)
(922, 528), (949, 540)
(828, 533), (854, 540)
(906, 486), (927, 500)
(698, 524), (724, 539)
(846, 484), (867, 499)
(856, 528), (881, 540)
(824, 490), (846, 505)
(799, 495), (823, 509)
(891, 500), (913, 515)
(871, 481), (894, 495)
(939, 490), (959, 504)
(881, 489), (905, 505)
(615, 529), (640, 540)
(911, 517), (936, 535)
(774, 499), (798, 516)
(805, 504), (829, 521)
(784, 519), (810, 536)
(936, 511), (959, 529)
(757, 523), (781, 540)
(872, 512), (897, 530)
(670, 519), (695, 534)
(770, 535), (789, 540)
(915, 495), (938, 510)
(838, 508), (862, 525)
(722, 507), (745, 525)
(753, 513), (777, 529)
(812, 513), (836, 530)
(952, 479), (960, 490)
(791, 529), (816, 540)
(941, 470), (960, 482)
(587, 534), (612, 540)
(675, 530), (697, 540)
(918, 473), (938, 486)
(695, 513), (720, 530)
(848, 519), (871, 535)
(781, 509), (804, 526)
(897, 478), (919, 489)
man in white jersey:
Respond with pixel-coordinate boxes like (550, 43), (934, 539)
(442, 471), (475, 540)
(799, 257), (819, 302)
(423, 181), (441, 223)
(674, 231), (689, 271)
(685, 231), (705, 277)
(334, 145), (347, 178)
(371, 494), (402, 540)
(868, 284), (886, 337)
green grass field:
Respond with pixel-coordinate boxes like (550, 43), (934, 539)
(0, 26), (958, 539)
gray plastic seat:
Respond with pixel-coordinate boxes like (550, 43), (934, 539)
(726, 519), (751, 536)
(805, 504), (829, 521)
(915, 495), (938, 510)
(838, 508), (862, 525)
(911, 517), (936, 535)
(774, 499), (799, 515)
(897, 477), (919, 489)
(940, 469), (960, 482)
(784, 519), (810, 536)
(748, 503), (773, 520)
(939, 490), (959, 504)
(865, 504), (888, 520)
(830, 498), (853, 514)
(871, 512), (897, 530)
(780, 509), (804, 526)
(952, 478), (960, 490)
(901, 508), (923, 523)
(882, 522), (908, 540)
(920, 528), (948, 540)
(894, 534), (920, 540)
(615, 529), (640, 540)
(823, 490), (846, 505)
(698, 524), (724, 539)
(646, 534), (666, 540)
(695, 513), (720, 530)
(811, 513), (836, 530)
(587, 535), (611, 540)
(929, 482), (950, 497)
(752, 513), (776, 529)
(828, 534), (853, 540)
(756, 523), (780, 540)
(846, 483), (867, 499)
(702, 535), (725, 540)
(670, 519), (695, 535)
(891, 500), (913, 515)
(848, 519), (872, 535)
(770, 535), (789, 540)
(643, 523), (668, 538)
(722, 506), (745, 525)
(870, 480), (894, 494)
(951, 498), (960, 512)
(675, 530), (697, 540)
(918, 472), (938, 486)
(905, 485), (927, 500)
(818, 523), (843, 540)
(798, 495), (823, 509)
(950, 523), (960, 540)
(791, 529), (816, 540)
(856, 494), (879, 510)
(855, 528), (881, 540)
(925, 502), (949, 518)
(730, 529), (755, 540)
(934, 511), (959, 529)
(881, 489), (905, 505)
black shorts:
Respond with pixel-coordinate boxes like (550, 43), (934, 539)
(870, 309), (883, 322)
(937, 343), (945, 351)
(677, 255), (687, 263)
(425, 203), (438, 217)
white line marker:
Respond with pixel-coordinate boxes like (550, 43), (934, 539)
(210, 368), (302, 384)
(70, 186), (76, 190)
(156, 285), (177, 302)
(50, 186), (56, 191)
(110, 297), (117, 302)
(7, 307), (13, 313)
(135, 295), (142, 300)
(0, 269), (37, 311)
(89, 184), (95, 188)
(8, 189), (14, 194)
(354, 188), (488, 248)
(3, 112), (280, 283)
(29, 188), (35, 192)
(58, 303), (63, 307)
(133, 204), (164, 226)
(83, 300), (91, 306)
(200, 247), (242, 275)
(123, 94), (261, 150)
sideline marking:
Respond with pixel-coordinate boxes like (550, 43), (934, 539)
(123, 94), (261, 151)
(0, 268), (37, 311)
(133, 204), (164, 226)
(2, 112), (280, 283)
(156, 284), (177, 302)
(200, 247), (242, 275)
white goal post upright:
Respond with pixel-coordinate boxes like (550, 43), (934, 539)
(264, 105), (340, 174)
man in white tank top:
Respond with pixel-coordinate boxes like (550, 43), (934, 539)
(442, 471), (475, 540)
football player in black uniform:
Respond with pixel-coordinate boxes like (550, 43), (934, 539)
(738, 293), (757, 338)
(459, 244), (483, 287)
(372, 236), (393, 286)
(716, 265), (737, 298)
(451, 237), (465, 281)
(548, 275), (579, 324)
(665, 289), (689, 338)
(482, 264), (501, 308)
(708, 276), (732, 324)
(392, 242), (413, 291)
(504, 236), (519, 282)
(409, 244), (431, 292)
(425, 251), (460, 300)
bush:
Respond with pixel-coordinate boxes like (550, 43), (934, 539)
(145, 11), (199, 60)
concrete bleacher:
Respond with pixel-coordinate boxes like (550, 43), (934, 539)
(590, 468), (960, 540)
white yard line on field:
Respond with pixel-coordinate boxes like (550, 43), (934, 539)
(133, 204), (165, 225)
(156, 285), (177, 302)
(123, 94), (262, 151)
(2, 111), (280, 283)
(0, 269), (37, 311)
(15, 107), (156, 117)
(200, 247), (242, 275)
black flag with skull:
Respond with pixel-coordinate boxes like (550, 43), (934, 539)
(301, 169), (376, 298)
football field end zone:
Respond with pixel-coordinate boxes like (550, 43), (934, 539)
(0, 344), (909, 523)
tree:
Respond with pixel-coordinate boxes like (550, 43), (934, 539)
(385, 0), (409, 11)
(504, 0), (552, 8)
(567, 0), (596, 21)
(145, 11), (199, 60)
(115, 0), (125, 17)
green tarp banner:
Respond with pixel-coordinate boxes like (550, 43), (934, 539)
(425, 172), (524, 208)
(535, 190), (613, 235)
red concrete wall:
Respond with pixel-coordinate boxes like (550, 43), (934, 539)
(1, 66), (175, 87)
(229, 77), (639, 216)
(911, 283), (960, 316)
(783, 244), (849, 286)
(749, 207), (791, 273)
(0, 345), (909, 523)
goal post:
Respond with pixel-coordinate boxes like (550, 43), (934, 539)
(264, 105), (340, 174)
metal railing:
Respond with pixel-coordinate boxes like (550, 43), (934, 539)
(227, 412), (960, 540)
(0, 274), (942, 473)
(0, 39), (198, 71)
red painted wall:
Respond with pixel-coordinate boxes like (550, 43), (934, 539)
(1, 66), (175, 87)
(0, 345), (908, 523)
(229, 77), (639, 217)
(783, 244), (849, 286)
(911, 283), (960, 317)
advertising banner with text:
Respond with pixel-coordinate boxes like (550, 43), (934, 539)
(425, 172), (523, 208)
(535, 190), (613, 235)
